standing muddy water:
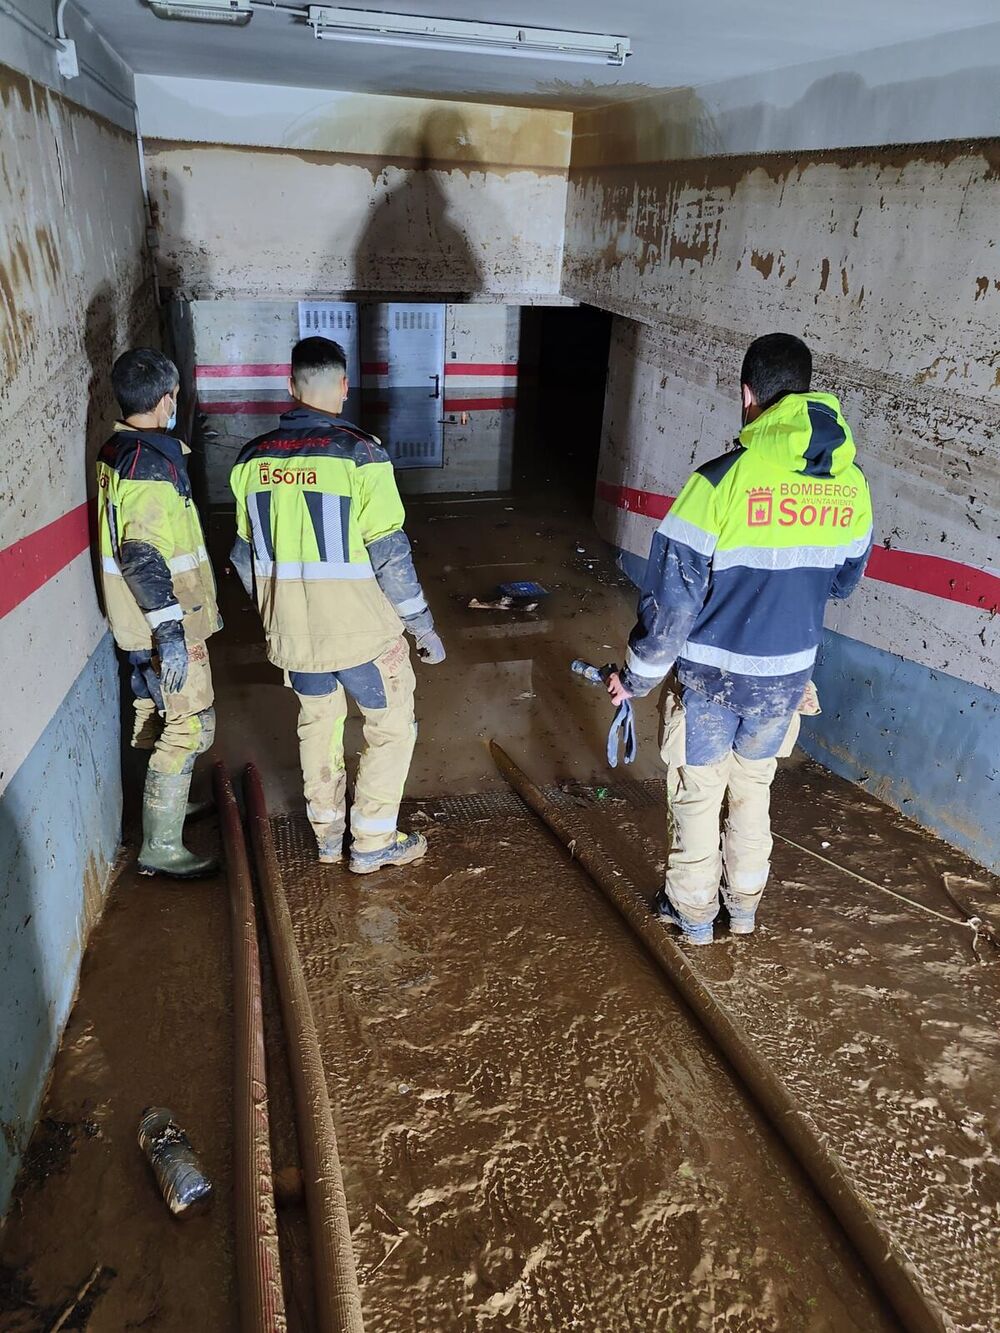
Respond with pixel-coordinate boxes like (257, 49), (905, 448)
(2, 487), (998, 1329)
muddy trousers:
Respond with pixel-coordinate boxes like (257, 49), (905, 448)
(661, 688), (795, 926)
(291, 636), (417, 854)
(666, 754), (777, 926)
(128, 639), (216, 775)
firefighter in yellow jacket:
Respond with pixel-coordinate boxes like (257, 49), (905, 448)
(96, 347), (220, 879)
(229, 337), (445, 873)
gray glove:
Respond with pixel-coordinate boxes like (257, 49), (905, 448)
(154, 620), (189, 695)
(416, 629), (446, 665)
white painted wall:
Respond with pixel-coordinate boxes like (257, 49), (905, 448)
(562, 72), (1000, 865)
(0, 62), (155, 796)
(0, 45), (154, 1215)
(136, 75), (571, 305)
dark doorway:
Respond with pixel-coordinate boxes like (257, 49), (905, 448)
(514, 304), (613, 505)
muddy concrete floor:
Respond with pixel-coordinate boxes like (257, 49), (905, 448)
(273, 798), (893, 1332)
(2, 486), (999, 1329)
(0, 821), (237, 1331)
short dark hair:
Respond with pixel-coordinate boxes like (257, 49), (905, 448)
(291, 337), (348, 387)
(112, 347), (178, 418)
(740, 334), (812, 409)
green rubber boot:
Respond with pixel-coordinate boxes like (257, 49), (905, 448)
(138, 770), (219, 880)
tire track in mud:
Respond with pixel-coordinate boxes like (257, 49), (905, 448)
(273, 803), (894, 1332)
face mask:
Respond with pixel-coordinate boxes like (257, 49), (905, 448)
(166, 398), (178, 432)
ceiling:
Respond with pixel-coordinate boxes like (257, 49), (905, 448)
(74, 0), (1000, 109)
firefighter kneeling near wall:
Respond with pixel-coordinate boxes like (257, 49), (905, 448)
(96, 348), (221, 879)
(229, 336), (445, 872)
(606, 333), (874, 945)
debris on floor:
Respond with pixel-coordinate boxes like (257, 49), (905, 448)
(138, 1108), (214, 1218)
(467, 581), (548, 612)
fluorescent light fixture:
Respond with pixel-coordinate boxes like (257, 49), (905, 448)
(306, 7), (630, 66)
(149, 0), (252, 24)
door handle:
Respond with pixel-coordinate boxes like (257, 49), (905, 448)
(428, 373), (440, 399)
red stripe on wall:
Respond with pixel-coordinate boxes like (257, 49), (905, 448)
(867, 546), (1000, 614)
(361, 361), (389, 375)
(595, 480), (1000, 612)
(446, 363), (518, 376)
(443, 396), (517, 412)
(195, 363), (290, 378)
(596, 480), (675, 520)
(0, 501), (91, 621)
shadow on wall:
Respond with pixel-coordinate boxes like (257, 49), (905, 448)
(706, 58), (1000, 156)
(570, 85), (720, 170)
(83, 284), (157, 835)
(152, 166), (213, 301)
(84, 283), (115, 604)
(350, 109), (484, 300)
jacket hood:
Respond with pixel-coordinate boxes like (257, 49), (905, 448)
(739, 392), (856, 477)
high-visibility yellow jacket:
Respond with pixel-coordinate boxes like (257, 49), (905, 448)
(621, 392), (874, 715)
(229, 406), (433, 673)
(96, 425), (220, 652)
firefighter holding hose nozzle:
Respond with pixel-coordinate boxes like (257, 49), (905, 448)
(601, 334), (873, 945)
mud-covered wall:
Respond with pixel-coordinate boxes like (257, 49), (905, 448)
(565, 99), (1000, 868)
(135, 75), (572, 304)
(0, 52), (154, 1214)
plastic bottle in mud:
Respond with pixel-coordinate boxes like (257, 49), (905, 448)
(138, 1107), (214, 1217)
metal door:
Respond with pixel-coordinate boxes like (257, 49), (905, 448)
(297, 301), (362, 420)
(381, 303), (446, 469)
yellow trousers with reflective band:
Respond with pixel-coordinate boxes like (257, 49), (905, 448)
(665, 755), (776, 924)
(295, 637), (416, 853)
(131, 640), (216, 776)
(660, 685), (778, 925)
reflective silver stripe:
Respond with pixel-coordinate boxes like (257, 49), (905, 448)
(307, 802), (345, 824)
(657, 512), (717, 556)
(849, 528), (874, 558)
(625, 645), (667, 679)
(320, 492), (346, 561)
(680, 641), (816, 676)
(714, 533), (872, 572)
(103, 543), (207, 576)
(350, 812), (397, 834)
(396, 595), (428, 617)
(145, 604), (184, 629)
(168, 551), (205, 574)
(250, 494), (271, 564)
(726, 864), (770, 892)
(253, 559), (374, 582)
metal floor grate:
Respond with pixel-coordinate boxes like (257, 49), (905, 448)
(268, 781), (668, 838)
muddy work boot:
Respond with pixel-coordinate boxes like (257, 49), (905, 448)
(654, 892), (715, 946)
(138, 770), (219, 880)
(349, 831), (427, 876)
(315, 823), (347, 865)
(727, 907), (757, 936)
